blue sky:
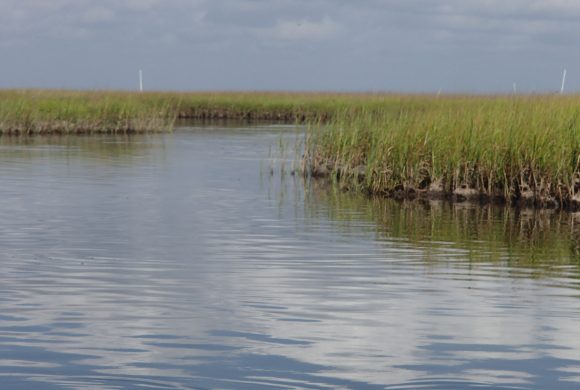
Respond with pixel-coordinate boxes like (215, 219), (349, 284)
(1, 0), (579, 92)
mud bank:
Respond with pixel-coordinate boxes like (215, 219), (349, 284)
(308, 162), (580, 211)
(176, 110), (328, 122)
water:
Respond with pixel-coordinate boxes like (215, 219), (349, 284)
(0, 125), (580, 389)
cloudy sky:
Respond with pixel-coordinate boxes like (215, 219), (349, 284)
(1, 0), (579, 92)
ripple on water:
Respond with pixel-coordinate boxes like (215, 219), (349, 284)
(0, 129), (579, 389)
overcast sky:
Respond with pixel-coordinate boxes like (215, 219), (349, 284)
(1, 0), (579, 93)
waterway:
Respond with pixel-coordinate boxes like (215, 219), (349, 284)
(0, 124), (579, 389)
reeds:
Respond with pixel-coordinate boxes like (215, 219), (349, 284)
(0, 90), (441, 134)
(6, 89), (580, 211)
(0, 89), (380, 134)
(305, 95), (580, 209)
(0, 90), (175, 134)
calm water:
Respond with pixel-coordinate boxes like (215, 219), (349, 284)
(1, 125), (580, 389)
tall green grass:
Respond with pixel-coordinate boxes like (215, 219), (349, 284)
(5, 89), (580, 210)
(0, 90), (178, 134)
(0, 89), (393, 134)
(0, 89), (444, 134)
(305, 95), (580, 209)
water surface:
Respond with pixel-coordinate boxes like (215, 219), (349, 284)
(0, 125), (580, 389)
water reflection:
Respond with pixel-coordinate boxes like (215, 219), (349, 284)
(0, 134), (162, 164)
(307, 179), (580, 268)
(0, 127), (579, 389)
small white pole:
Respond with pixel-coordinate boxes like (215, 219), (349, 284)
(139, 69), (143, 92)
(513, 83), (517, 95)
(560, 69), (567, 95)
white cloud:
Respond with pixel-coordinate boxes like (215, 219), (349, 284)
(1, 0), (580, 91)
(82, 7), (116, 23)
(269, 17), (339, 41)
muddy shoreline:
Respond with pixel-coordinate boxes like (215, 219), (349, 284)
(176, 111), (326, 122)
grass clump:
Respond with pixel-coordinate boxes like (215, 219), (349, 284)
(305, 95), (580, 209)
(0, 90), (175, 135)
(0, 89), (393, 134)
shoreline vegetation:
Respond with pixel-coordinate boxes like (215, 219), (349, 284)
(4, 89), (580, 210)
(304, 95), (580, 211)
(0, 90), (176, 134)
(0, 89), (361, 135)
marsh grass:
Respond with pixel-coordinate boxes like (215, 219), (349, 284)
(0, 90), (176, 134)
(6, 89), (580, 210)
(0, 89), (432, 134)
(305, 95), (580, 209)
(0, 89), (392, 134)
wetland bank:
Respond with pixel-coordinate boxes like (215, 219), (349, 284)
(5, 89), (580, 210)
(303, 95), (580, 210)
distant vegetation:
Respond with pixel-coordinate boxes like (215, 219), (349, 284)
(0, 90), (176, 134)
(0, 89), (378, 134)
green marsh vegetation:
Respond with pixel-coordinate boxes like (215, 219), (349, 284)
(0, 89), (379, 134)
(305, 95), (580, 209)
(0, 90), (176, 134)
(6, 89), (580, 211)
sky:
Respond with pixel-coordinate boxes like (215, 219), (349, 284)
(1, 0), (579, 93)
